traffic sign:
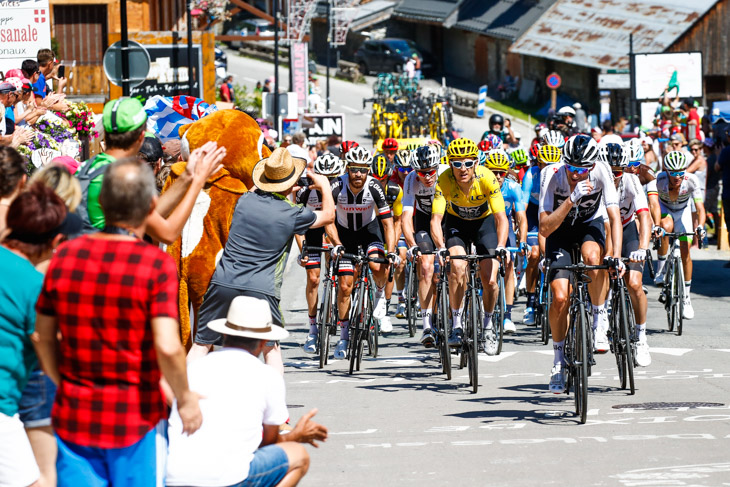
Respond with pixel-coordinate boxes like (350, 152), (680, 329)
(546, 72), (561, 90)
(103, 40), (151, 88)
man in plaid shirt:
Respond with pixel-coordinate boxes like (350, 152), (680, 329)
(33, 159), (202, 486)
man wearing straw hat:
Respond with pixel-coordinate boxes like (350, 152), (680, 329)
(167, 296), (328, 487)
(188, 147), (335, 373)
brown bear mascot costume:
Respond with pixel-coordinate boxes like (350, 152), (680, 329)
(163, 110), (271, 347)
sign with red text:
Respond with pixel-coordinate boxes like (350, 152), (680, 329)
(291, 42), (308, 112)
(0, 0), (51, 77)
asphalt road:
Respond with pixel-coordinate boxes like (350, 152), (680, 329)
(278, 247), (730, 487)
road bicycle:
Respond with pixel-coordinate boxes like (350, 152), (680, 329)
(548, 251), (615, 424)
(341, 247), (393, 375)
(300, 242), (338, 369)
(652, 231), (701, 336)
(608, 258), (637, 394)
(403, 257), (418, 337)
(432, 250), (452, 379)
(449, 251), (506, 394)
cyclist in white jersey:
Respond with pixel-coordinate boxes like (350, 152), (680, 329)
(646, 151), (706, 320)
(325, 146), (397, 359)
(402, 145), (448, 347)
(601, 143), (652, 366)
(539, 135), (624, 394)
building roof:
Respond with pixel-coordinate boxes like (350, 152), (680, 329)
(392, 0), (464, 24)
(350, 0), (397, 31)
(510, 0), (718, 70)
(455, 0), (557, 41)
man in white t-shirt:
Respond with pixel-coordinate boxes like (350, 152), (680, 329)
(166, 296), (328, 487)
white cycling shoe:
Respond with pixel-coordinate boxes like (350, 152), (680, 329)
(334, 340), (348, 359)
(373, 295), (387, 319)
(379, 316), (393, 333)
(635, 339), (651, 367)
(682, 297), (694, 320)
(594, 327), (610, 354)
(395, 302), (406, 319)
(503, 318), (516, 334)
(549, 364), (567, 394)
(303, 334), (318, 354)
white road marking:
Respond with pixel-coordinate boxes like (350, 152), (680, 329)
(330, 429), (378, 435)
(243, 76), (257, 83)
(478, 351), (518, 362)
(649, 347), (693, 356)
(342, 105), (359, 113)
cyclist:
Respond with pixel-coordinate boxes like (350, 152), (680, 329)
(510, 147), (530, 183)
(481, 113), (516, 144)
(485, 150), (528, 334)
(602, 143), (652, 366)
(389, 147), (415, 313)
(391, 148), (414, 188)
(624, 138), (657, 186)
(542, 130), (566, 149)
(340, 140), (359, 160)
(297, 154), (344, 353)
(539, 134), (624, 393)
(381, 137), (399, 163)
(402, 144), (448, 347)
(326, 146), (397, 359)
(521, 144), (562, 325)
(647, 151), (706, 319)
(370, 153), (404, 332)
(431, 138), (510, 355)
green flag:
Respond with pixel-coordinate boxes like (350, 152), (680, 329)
(667, 70), (679, 94)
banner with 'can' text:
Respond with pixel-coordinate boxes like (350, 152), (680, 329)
(0, 0), (51, 77)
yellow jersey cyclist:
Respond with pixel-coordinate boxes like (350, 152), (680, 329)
(431, 137), (511, 355)
(370, 153), (404, 333)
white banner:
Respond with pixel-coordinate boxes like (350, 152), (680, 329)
(291, 42), (308, 112)
(598, 73), (630, 90)
(0, 0), (52, 77)
(634, 52), (703, 101)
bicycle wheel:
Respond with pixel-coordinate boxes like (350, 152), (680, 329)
(406, 263), (417, 337)
(468, 285), (479, 393)
(666, 258), (676, 332)
(676, 255), (685, 336)
(573, 300), (589, 424)
(618, 284), (636, 394)
(623, 290), (636, 395)
(495, 273), (505, 355)
(367, 287), (378, 359)
(541, 284), (551, 346)
(438, 280), (452, 379)
(611, 286), (627, 390)
(318, 279), (332, 370)
(348, 287), (364, 375)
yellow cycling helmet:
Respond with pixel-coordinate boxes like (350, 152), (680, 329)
(485, 150), (510, 172)
(537, 144), (562, 164)
(447, 138), (479, 160)
(371, 153), (394, 179)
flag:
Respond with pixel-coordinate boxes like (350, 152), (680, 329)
(144, 96), (218, 142)
(667, 70), (679, 94)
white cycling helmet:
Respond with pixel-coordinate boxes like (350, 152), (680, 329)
(558, 106), (576, 116)
(314, 153), (344, 176)
(663, 151), (689, 172)
(345, 146), (373, 166)
(623, 138), (644, 164)
(413, 144), (441, 170)
(598, 143), (628, 168)
(542, 130), (566, 148)
(563, 134), (600, 167)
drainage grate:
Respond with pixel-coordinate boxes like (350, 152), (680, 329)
(286, 404), (304, 408)
(612, 402), (725, 410)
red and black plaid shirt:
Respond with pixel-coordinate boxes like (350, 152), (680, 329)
(36, 235), (179, 449)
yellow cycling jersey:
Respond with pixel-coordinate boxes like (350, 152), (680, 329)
(432, 165), (505, 220)
(385, 180), (404, 218)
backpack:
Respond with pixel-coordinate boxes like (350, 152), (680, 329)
(75, 157), (109, 235)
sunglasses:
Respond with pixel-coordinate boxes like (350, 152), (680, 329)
(690, 147), (701, 152)
(397, 166), (412, 173)
(668, 170), (685, 178)
(417, 169), (437, 177)
(348, 167), (369, 175)
(491, 170), (507, 177)
(612, 170), (624, 177)
(451, 159), (476, 169)
(565, 164), (590, 175)
(627, 160), (641, 167)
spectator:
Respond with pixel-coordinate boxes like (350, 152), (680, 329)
(715, 129), (730, 267)
(497, 70), (517, 99)
(404, 56), (415, 79)
(642, 135), (659, 172)
(590, 126), (602, 142)
(0, 146), (27, 236)
(11, 77), (46, 127)
(138, 132), (165, 177)
(34, 49), (68, 112)
(280, 135), (293, 148)
(0, 83), (16, 144)
(188, 148), (335, 372)
(704, 139), (720, 233)
(20, 60), (41, 87)
(412, 53), (422, 81)
(682, 98), (701, 141)
(29, 164), (82, 212)
(668, 133), (688, 154)
(263, 78), (273, 93)
(286, 132), (311, 163)
(33, 159), (203, 485)
(0, 182), (80, 487)
(687, 139), (707, 199)
(50, 155), (80, 174)
(599, 120), (622, 146)
(167, 296), (327, 487)
(220, 76), (235, 103)
(573, 103), (587, 132)
(157, 139), (182, 192)
(254, 81), (263, 94)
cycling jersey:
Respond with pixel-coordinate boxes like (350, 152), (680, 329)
(383, 180), (403, 217)
(402, 165), (449, 216)
(539, 162), (618, 225)
(617, 173), (649, 227)
(295, 186), (322, 211)
(501, 178), (526, 218)
(521, 165), (541, 206)
(432, 165), (506, 221)
(331, 174), (392, 231)
(646, 172), (703, 212)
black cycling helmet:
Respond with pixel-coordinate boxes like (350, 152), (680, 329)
(413, 145), (441, 170)
(598, 143), (628, 168)
(371, 153), (394, 179)
(489, 113), (504, 132)
(562, 134), (599, 167)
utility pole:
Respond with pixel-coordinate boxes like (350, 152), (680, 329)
(120, 0), (130, 96)
(186, 0), (194, 95)
(629, 33), (636, 131)
(273, 0), (280, 138)
(326, 0), (331, 112)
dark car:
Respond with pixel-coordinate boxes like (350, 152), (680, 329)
(354, 38), (432, 75)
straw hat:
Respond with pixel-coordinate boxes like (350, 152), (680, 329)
(208, 296), (289, 341)
(252, 147), (306, 192)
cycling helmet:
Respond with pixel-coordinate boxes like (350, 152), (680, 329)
(340, 140), (360, 159)
(313, 153), (344, 176)
(530, 140), (541, 160)
(440, 148), (448, 165)
(478, 151), (487, 166)
(345, 146), (373, 166)
(371, 153), (394, 179)
(405, 142), (421, 151)
(447, 138), (479, 160)
(477, 139), (492, 152)
(623, 138), (645, 163)
(663, 151), (689, 172)
(485, 133), (503, 151)
(598, 143), (628, 168)
(395, 149), (413, 168)
(562, 134), (599, 167)
(534, 122), (547, 134)
(382, 137), (399, 152)
(537, 144), (562, 165)
(485, 150), (510, 172)
(489, 113), (504, 131)
(413, 145), (441, 170)
(426, 139), (442, 146)
(542, 130), (566, 148)
(510, 148), (529, 167)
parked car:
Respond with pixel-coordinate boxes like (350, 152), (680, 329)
(225, 18), (274, 48)
(354, 38), (432, 75)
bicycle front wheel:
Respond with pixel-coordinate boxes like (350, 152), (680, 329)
(495, 273), (505, 355)
(406, 263), (417, 337)
(573, 300), (589, 424)
(318, 279), (332, 369)
(611, 285), (627, 390)
(620, 285), (636, 395)
(468, 286), (479, 393)
(676, 255), (685, 336)
(367, 288), (378, 358)
(438, 281), (452, 379)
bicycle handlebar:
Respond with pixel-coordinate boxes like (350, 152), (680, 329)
(449, 251), (507, 277)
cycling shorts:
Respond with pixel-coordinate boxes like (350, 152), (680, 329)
(546, 217), (606, 282)
(659, 201), (693, 242)
(444, 213), (498, 254)
(414, 210), (435, 251)
(336, 220), (385, 276)
(621, 220), (644, 273)
(303, 228), (326, 269)
(526, 203), (539, 232)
